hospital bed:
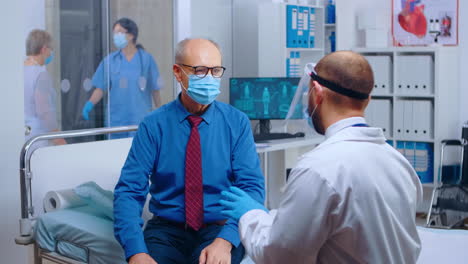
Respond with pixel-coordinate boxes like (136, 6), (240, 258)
(15, 127), (468, 263)
(15, 126), (138, 264)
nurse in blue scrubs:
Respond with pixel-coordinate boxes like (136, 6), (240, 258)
(81, 17), (162, 138)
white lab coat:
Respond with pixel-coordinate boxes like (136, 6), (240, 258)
(239, 117), (422, 264)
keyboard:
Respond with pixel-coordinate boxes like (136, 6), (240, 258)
(254, 132), (304, 142)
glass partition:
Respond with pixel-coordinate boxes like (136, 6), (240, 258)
(24, 0), (174, 144)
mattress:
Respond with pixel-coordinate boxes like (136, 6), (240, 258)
(35, 206), (126, 264)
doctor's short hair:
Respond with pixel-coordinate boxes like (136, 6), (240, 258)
(175, 38), (222, 64)
(26, 29), (52, 56)
(315, 51), (374, 107)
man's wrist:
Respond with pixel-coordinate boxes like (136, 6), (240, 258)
(214, 237), (233, 251)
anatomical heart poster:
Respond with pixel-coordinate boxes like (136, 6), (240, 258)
(393, 0), (458, 46)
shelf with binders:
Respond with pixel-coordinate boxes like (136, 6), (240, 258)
(394, 98), (434, 142)
(395, 53), (434, 97)
(258, 2), (326, 78)
(354, 47), (459, 187)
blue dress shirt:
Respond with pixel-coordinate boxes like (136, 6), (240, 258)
(114, 95), (265, 259)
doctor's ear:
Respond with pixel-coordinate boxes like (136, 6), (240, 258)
(311, 80), (324, 104)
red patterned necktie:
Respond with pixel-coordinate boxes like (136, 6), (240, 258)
(185, 115), (204, 230)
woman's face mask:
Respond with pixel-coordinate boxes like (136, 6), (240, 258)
(113, 32), (128, 49)
(44, 51), (54, 65)
(179, 67), (221, 105)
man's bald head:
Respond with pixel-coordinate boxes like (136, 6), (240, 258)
(315, 51), (374, 108)
(175, 38), (222, 65)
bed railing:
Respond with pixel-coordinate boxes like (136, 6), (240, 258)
(15, 126), (138, 245)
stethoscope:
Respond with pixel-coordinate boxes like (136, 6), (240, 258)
(111, 48), (148, 91)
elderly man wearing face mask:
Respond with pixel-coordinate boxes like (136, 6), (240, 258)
(113, 38), (265, 264)
(220, 51), (423, 264)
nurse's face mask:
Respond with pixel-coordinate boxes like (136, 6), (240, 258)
(113, 32), (128, 49)
(178, 64), (225, 105)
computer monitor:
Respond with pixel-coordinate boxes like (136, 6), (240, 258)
(229, 77), (302, 135)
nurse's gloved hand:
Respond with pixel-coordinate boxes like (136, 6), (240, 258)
(81, 101), (94, 120)
(220, 186), (267, 222)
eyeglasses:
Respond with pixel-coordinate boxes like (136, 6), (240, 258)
(179, 64), (226, 79)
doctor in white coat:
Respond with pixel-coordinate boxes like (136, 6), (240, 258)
(220, 51), (422, 264)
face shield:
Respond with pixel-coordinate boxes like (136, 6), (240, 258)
(281, 62), (317, 136)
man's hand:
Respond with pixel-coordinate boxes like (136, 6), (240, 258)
(220, 186), (267, 222)
(199, 238), (232, 264)
(128, 253), (158, 264)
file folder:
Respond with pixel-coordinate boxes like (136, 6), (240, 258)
(395, 100), (405, 138)
(299, 6), (309, 48)
(296, 6), (304, 47)
(405, 141), (416, 167)
(286, 5), (299, 48)
(403, 100), (414, 138)
(309, 8), (316, 48)
(396, 141), (405, 156)
(415, 142), (433, 183)
(373, 99), (391, 138)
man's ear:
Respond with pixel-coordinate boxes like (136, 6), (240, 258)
(312, 80), (324, 105)
(173, 64), (182, 83)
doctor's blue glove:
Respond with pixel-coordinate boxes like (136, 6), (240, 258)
(220, 186), (268, 222)
(81, 101), (94, 120)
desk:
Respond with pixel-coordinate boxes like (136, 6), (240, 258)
(256, 137), (324, 209)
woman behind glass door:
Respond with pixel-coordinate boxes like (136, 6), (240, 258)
(24, 29), (66, 147)
(82, 17), (163, 139)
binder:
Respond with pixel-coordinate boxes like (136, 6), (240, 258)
(409, 55), (433, 95)
(376, 56), (391, 94)
(299, 6), (309, 48)
(403, 100), (414, 139)
(396, 56), (411, 95)
(286, 5), (299, 48)
(309, 8), (316, 48)
(395, 100), (405, 138)
(295, 51), (301, 77)
(296, 6), (304, 47)
(405, 141), (416, 167)
(374, 99), (391, 138)
(415, 142), (433, 183)
(396, 141), (405, 156)
(287, 51), (295, 77)
(421, 100), (433, 139)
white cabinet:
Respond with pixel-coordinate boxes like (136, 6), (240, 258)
(233, 0), (333, 78)
(356, 47), (459, 186)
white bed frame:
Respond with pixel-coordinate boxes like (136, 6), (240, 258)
(16, 126), (137, 264)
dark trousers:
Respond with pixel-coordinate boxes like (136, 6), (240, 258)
(144, 217), (245, 264)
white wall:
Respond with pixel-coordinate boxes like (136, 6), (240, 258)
(190, 0), (233, 104)
(458, 0), (468, 125)
(0, 0), (29, 263)
(24, 0), (45, 39)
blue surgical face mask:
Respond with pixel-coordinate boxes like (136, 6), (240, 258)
(180, 70), (221, 105)
(44, 51), (54, 65)
(113, 32), (128, 49)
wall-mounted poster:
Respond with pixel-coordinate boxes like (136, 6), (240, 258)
(392, 0), (458, 46)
